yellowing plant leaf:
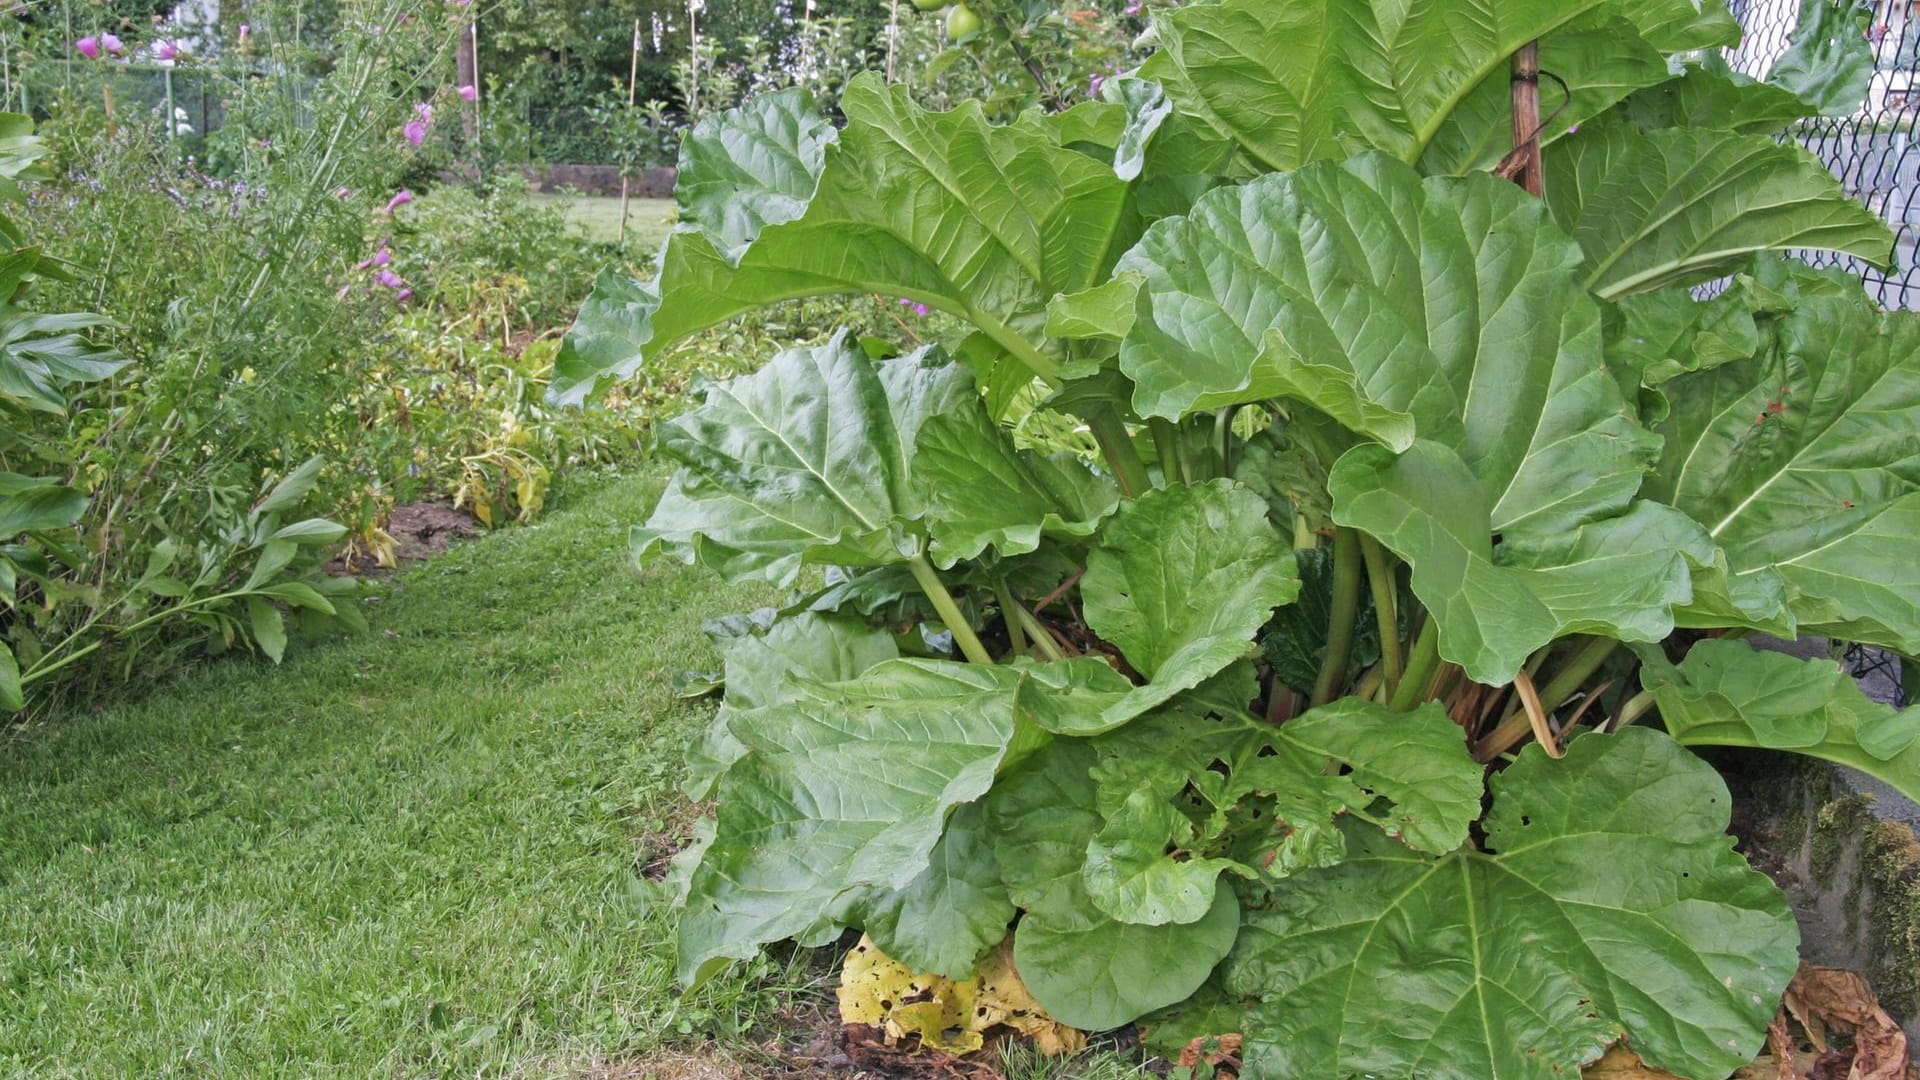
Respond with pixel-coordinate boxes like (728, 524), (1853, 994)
(974, 942), (1086, 1057)
(1580, 1045), (1687, 1078)
(838, 935), (984, 1055)
(835, 937), (1084, 1059)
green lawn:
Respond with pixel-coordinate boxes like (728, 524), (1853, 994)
(533, 194), (676, 250)
(0, 471), (807, 1077)
(0, 470), (1148, 1078)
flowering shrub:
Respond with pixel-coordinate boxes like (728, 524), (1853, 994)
(2, 0), (506, 708)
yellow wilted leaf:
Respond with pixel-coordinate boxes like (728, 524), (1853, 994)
(835, 937), (1084, 1059)
(975, 942), (1086, 1056)
(362, 525), (399, 570)
(836, 936), (983, 1054)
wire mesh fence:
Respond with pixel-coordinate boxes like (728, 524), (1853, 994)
(1727, 0), (1920, 308)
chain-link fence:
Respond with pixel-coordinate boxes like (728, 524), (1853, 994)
(1727, 0), (1920, 308)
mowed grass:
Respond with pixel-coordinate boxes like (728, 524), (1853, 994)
(0, 470), (808, 1077)
(0, 468), (1153, 1079)
(532, 194), (676, 251)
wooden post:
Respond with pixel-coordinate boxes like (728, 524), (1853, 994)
(618, 17), (641, 250)
(456, 17), (479, 142)
(1507, 41), (1544, 197)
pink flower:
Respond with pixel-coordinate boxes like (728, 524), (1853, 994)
(375, 269), (405, 290)
(154, 39), (180, 62)
(1125, 1), (1142, 13)
(403, 102), (432, 147)
(394, 289), (413, 302)
(101, 32), (123, 54)
(237, 23), (250, 48)
(372, 247), (392, 267)
(457, 84), (478, 102)
(334, 187), (352, 198)
(1089, 73), (1104, 97)
(74, 36), (100, 59)
(383, 190), (413, 214)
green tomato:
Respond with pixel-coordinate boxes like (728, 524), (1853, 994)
(912, 0), (949, 10)
(946, 3), (983, 41)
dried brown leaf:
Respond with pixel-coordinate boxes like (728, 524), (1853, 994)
(1785, 965), (1915, 1080)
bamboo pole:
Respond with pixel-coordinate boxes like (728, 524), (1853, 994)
(1507, 42), (1544, 197)
(886, 0), (899, 84)
(687, 1), (699, 119)
(618, 17), (641, 249)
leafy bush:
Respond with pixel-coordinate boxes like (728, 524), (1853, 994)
(558, 0), (1920, 1076)
(0, 2), (466, 709)
(0, 112), (357, 712)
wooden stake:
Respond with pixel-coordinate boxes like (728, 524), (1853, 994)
(456, 17), (479, 142)
(687, 2), (699, 119)
(1505, 41), (1544, 197)
(886, 0), (899, 84)
(618, 17), (641, 249)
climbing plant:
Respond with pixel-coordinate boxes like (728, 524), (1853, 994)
(559, 1), (1918, 1076)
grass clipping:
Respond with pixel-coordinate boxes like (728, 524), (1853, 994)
(837, 936), (1086, 1058)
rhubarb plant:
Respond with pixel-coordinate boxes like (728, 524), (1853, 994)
(559, 1), (1917, 1076)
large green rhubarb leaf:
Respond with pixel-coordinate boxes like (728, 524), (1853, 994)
(1109, 155), (1658, 542)
(988, 738), (1243, 1030)
(1768, 0), (1875, 117)
(684, 613), (900, 800)
(1616, 65), (1818, 137)
(1081, 480), (1299, 723)
(986, 736), (1102, 913)
(1081, 696), (1482, 926)
(1331, 441), (1703, 684)
(633, 337), (973, 586)
(1644, 283), (1920, 653)
(1016, 882), (1241, 1032)
(673, 87), (836, 263)
(552, 76), (1133, 404)
(678, 657), (1117, 985)
(1418, 16), (1670, 177)
(1642, 638), (1920, 804)
(1228, 727), (1799, 1080)
(1138, 0), (1734, 175)
(861, 802), (1015, 979)
(911, 400), (1120, 568)
(1543, 124), (1892, 299)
